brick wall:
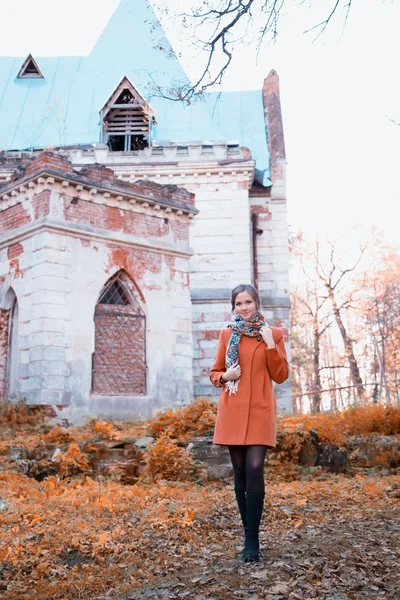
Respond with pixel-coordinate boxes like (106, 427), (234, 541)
(24, 152), (73, 177)
(7, 243), (24, 260)
(92, 304), (146, 395)
(78, 164), (117, 184)
(33, 190), (51, 219)
(77, 166), (195, 209)
(0, 203), (31, 234)
(134, 180), (195, 208)
(0, 309), (9, 398)
(63, 196), (189, 243)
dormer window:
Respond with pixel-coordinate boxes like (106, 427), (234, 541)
(101, 77), (153, 152)
(17, 54), (44, 79)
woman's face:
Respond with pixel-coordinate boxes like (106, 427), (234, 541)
(234, 291), (257, 319)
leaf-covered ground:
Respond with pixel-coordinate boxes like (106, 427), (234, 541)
(1, 401), (400, 598)
(1, 471), (399, 599)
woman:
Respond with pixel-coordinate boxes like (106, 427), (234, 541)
(210, 284), (289, 562)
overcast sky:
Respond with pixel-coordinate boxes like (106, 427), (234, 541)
(0, 0), (398, 244)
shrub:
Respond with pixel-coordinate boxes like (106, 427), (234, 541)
(93, 420), (118, 440)
(54, 443), (90, 478)
(147, 399), (217, 440)
(280, 404), (400, 445)
(0, 399), (35, 427)
(143, 434), (204, 482)
(43, 427), (74, 444)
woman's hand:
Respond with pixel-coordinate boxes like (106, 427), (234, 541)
(222, 362), (241, 382)
(260, 325), (276, 349)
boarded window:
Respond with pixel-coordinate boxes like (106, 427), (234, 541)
(92, 276), (146, 395)
(101, 77), (153, 152)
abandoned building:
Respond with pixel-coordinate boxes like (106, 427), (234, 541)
(0, 0), (291, 422)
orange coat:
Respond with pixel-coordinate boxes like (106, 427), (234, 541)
(210, 326), (289, 447)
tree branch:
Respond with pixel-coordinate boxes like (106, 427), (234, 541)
(153, 0), (353, 102)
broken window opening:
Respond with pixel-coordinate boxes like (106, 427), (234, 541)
(115, 89), (135, 104)
(107, 134), (148, 152)
(101, 77), (153, 153)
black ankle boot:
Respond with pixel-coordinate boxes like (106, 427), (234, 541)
(234, 487), (247, 529)
(242, 492), (264, 562)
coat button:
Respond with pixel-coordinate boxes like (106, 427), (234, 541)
(257, 337), (261, 341)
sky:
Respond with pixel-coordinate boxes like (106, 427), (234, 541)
(0, 0), (398, 244)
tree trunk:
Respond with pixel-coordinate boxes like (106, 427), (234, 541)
(311, 313), (322, 412)
(327, 286), (365, 400)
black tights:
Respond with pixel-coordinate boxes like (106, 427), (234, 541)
(228, 445), (267, 494)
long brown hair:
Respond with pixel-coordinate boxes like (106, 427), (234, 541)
(231, 284), (261, 312)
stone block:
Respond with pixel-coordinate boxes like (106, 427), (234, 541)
(30, 291), (67, 306)
(44, 248), (72, 266)
(173, 355), (192, 369)
(28, 332), (70, 348)
(29, 318), (67, 335)
(27, 362), (42, 376)
(176, 333), (191, 344)
(32, 232), (49, 252)
(29, 263), (71, 280)
(20, 376), (42, 392)
(176, 319), (191, 333)
(134, 437), (155, 450)
(19, 363), (29, 378)
(19, 349), (30, 365)
(187, 437), (232, 481)
(347, 435), (400, 468)
(31, 232), (67, 252)
(172, 343), (193, 358)
(194, 383), (218, 396)
(43, 347), (67, 361)
(27, 275), (70, 293)
(42, 361), (71, 376)
(29, 347), (43, 361)
(297, 431), (319, 466)
(30, 304), (70, 321)
(42, 375), (67, 390)
(196, 358), (214, 368)
(270, 212), (287, 222)
(317, 444), (348, 474)
(26, 389), (70, 406)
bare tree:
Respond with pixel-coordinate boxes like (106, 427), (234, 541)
(154, 0), (354, 101)
(291, 233), (335, 412)
(314, 237), (366, 401)
(358, 245), (400, 404)
(290, 232), (400, 411)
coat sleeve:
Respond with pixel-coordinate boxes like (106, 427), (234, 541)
(210, 330), (227, 388)
(266, 330), (289, 384)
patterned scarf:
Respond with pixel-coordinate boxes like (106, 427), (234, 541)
(224, 311), (265, 395)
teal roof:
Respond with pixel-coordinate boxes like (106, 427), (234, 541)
(0, 0), (271, 185)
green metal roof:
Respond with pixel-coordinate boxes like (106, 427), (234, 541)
(0, 0), (271, 185)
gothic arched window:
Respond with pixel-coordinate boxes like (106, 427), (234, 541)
(92, 272), (146, 395)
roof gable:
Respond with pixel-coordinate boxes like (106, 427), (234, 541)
(100, 76), (150, 115)
(17, 54), (44, 79)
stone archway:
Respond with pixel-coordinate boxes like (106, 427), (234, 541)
(92, 271), (146, 395)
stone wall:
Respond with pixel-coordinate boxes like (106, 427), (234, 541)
(0, 154), (196, 422)
(68, 144), (291, 408)
(0, 309), (9, 398)
(0, 132), (292, 417)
